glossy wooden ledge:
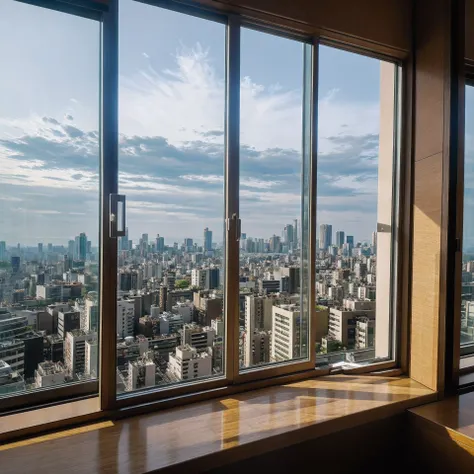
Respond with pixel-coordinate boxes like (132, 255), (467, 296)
(0, 397), (102, 441)
(0, 375), (435, 474)
(409, 391), (474, 447)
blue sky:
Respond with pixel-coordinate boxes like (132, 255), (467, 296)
(0, 0), (387, 246)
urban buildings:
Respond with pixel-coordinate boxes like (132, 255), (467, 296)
(319, 224), (333, 250)
(0, 216), (379, 398)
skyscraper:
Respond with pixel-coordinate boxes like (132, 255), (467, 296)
(68, 240), (75, 258)
(283, 224), (294, 245)
(319, 224), (332, 250)
(11, 256), (20, 273)
(346, 235), (354, 246)
(156, 234), (165, 252)
(119, 227), (129, 251)
(76, 233), (87, 261)
(372, 231), (377, 248)
(293, 219), (298, 248)
(0, 241), (6, 262)
(336, 231), (345, 247)
(38, 243), (43, 255)
(203, 227), (213, 252)
(184, 238), (193, 251)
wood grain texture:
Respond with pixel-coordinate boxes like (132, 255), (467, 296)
(0, 397), (101, 437)
(0, 376), (435, 474)
(212, 0), (411, 54)
(411, 154), (443, 389)
(409, 393), (474, 473)
(410, 0), (461, 393)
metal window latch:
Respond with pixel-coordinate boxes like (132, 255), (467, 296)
(377, 223), (391, 233)
(227, 213), (241, 242)
(110, 194), (126, 238)
(455, 238), (461, 253)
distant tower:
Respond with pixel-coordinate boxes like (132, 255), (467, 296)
(319, 224), (332, 250)
(335, 231), (345, 248)
(372, 231), (377, 249)
(204, 227), (213, 252)
(293, 219), (298, 248)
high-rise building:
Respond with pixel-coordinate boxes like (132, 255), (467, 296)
(243, 330), (270, 367)
(346, 235), (354, 246)
(336, 231), (345, 247)
(117, 298), (135, 338)
(75, 233), (87, 260)
(64, 329), (96, 377)
(372, 231), (377, 248)
(183, 238), (193, 251)
(293, 219), (298, 248)
(245, 295), (273, 333)
(47, 243), (53, 253)
(10, 256), (20, 273)
(156, 234), (165, 252)
(0, 241), (6, 262)
(181, 323), (215, 351)
(269, 235), (281, 253)
(67, 240), (74, 258)
(205, 268), (220, 290)
(127, 353), (155, 391)
(203, 227), (213, 252)
(57, 310), (80, 339)
(283, 224), (294, 245)
(119, 227), (129, 251)
(191, 269), (206, 288)
(319, 224), (332, 250)
(271, 304), (303, 361)
(167, 345), (212, 381)
(38, 243), (43, 255)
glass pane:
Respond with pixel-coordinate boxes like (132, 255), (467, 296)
(461, 84), (474, 352)
(239, 28), (309, 371)
(0, 1), (100, 399)
(117, 0), (226, 395)
(315, 46), (398, 367)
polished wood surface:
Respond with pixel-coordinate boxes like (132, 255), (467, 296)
(209, 0), (411, 55)
(410, 0), (464, 392)
(0, 397), (101, 442)
(410, 392), (474, 443)
(0, 376), (435, 474)
(409, 393), (474, 473)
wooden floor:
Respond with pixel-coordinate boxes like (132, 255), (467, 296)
(0, 375), (435, 474)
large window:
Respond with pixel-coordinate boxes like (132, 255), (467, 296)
(315, 46), (400, 368)
(461, 83), (474, 358)
(116, 0), (226, 395)
(0, 0), (100, 405)
(0, 0), (401, 414)
(238, 28), (311, 373)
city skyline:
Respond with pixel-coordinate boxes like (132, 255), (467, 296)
(0, 0), (383, 247)
(0, 221), (374, 254)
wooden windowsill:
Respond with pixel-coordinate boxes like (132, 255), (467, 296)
(0, 375), (435, 473)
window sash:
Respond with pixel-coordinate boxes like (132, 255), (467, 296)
(0, 0), (402, 415)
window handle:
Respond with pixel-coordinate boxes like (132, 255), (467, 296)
(227, 213), (241, 242)
(110, 194), (126, 238)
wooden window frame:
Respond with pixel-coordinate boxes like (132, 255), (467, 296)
(0, 0), (407, 423)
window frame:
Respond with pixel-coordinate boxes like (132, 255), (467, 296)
(459, 75), (474, 365)
(0, 0), (406, 416)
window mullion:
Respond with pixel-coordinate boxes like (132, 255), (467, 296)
(307, 38), (318, 368)
(224, 15), (241, 383)
(99, 0), (119, 411)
